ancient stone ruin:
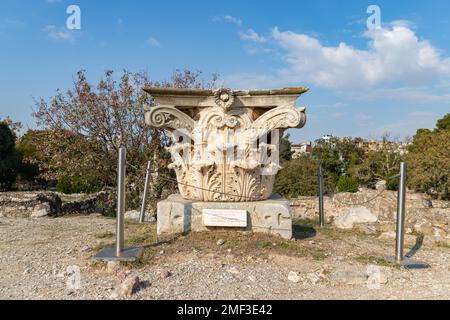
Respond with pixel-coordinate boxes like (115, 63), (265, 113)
(143, 87), (308, 239)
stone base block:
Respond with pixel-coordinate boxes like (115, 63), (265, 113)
(157, 194), (292, 239)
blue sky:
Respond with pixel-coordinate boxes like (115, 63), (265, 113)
(1, 0), (450, 143)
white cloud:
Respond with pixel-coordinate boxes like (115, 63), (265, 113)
(147, 36), (161, 47)
(43, 25), (78, 42)
(213, 15), (242, 27)
(230, 22), (450, 98)
(223, 15), (242, 27)
(271, 22), (450, 90)
(239, 28), (267, 43)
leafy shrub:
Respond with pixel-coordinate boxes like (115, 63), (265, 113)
(0, 122), (20, 191)
(385, 176), (399, 191)
(406, 127), (450, 199)
(336, 175), (359, 193)
(56, 174), (103, 194)
(274, 156), (334, 198)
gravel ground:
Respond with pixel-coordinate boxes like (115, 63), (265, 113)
(0, 215), (449, 300)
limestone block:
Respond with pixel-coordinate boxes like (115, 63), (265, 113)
(156, 194), (292, 239)
(157, 195), (192, 235)
(334, 206), (378, 229)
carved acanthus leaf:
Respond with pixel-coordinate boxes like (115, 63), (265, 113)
(251, 105), (306, 136)
(145, 105), (195, 133)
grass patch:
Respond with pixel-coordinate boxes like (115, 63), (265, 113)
(95, 231), (114, 239)
(355, 255), (400, 268)
(312, 251), (327, 261)
(437, 242), (450, 249)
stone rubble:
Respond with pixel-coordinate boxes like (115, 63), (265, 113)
(291, 188), (449, 245)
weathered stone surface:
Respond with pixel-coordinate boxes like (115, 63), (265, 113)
(144, 87), (308, 202)
(0, 191), (115, 217)
(287, 271), (301, 283)
(157, 195), (192, 235)
(375, 180), (386, 190)
(111, 275), (140, 298)
(124, 210), (156, 222)
(0, 192), (62, 218)
(334, 207), (378, 229)
(157, 194), (292, 239)
(289, 188), (449, 243)
(60, 192), (108, 215)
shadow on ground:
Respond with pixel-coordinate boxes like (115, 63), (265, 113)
(292, 219), (318, 240)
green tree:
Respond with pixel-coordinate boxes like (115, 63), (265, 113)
(336, 175), (359, 193)
(406, 128), (450, 199)
(32, 69), (218, 206)
(0, 121), (20, 191)
(15, 130), (43, 186)
(274, 155), (334, 198)
(350, 136), (403, 190)
(436, 113), (450, 132)
(279, 133), (293, 162)
(312, 136), (365, 187)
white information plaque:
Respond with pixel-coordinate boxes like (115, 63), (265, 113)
(202, 209), (247, 227)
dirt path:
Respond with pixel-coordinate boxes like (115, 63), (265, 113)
(0, 216), (449, 300)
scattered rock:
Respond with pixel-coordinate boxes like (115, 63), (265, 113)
(375, 180), (386, 190)
(288, 271), (301, 283)
(124, 210), (156, 222)
(162, 270), (172, 278)
(413, 222), (434, 235)
(0, 192), (62, 218)
(111, 275), (140, 298)
(81, 246), (92, 252)
(216, 239), (226, 246)
(334, 207), (378, 229)
(422, 199), (433, 208)
(60, 192), (107, 215)
(106, 261), (120, 273)
(227, 267), (239, 275)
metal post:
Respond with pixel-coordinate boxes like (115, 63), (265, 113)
(92, 146), (144, 262)
(139, 161), (151, 223)
(318, 165), (325, 227)
(395, 162), (406, 262)
(381, 162), (430, 269)
(116, 147), (126, 256)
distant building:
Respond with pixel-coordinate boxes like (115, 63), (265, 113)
(357, 139), (410, 155)
(291, 141), (313, 158)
